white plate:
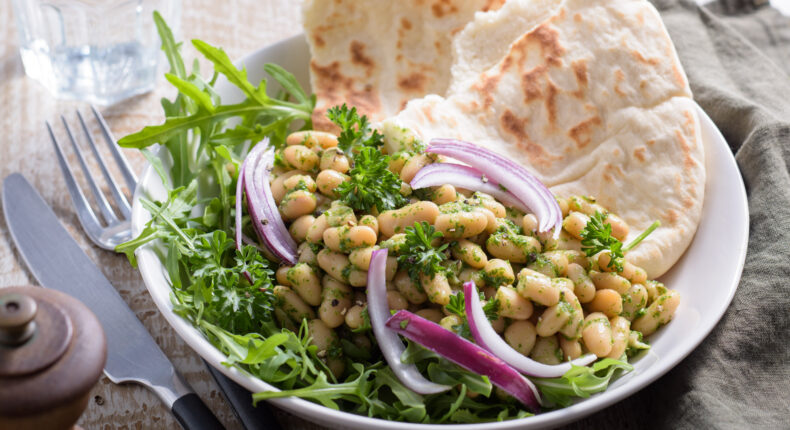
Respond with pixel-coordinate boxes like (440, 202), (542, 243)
(132, 34), (749, 429)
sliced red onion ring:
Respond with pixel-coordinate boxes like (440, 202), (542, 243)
(385, 310), (541, 411)
(368, 249), (450, 395)
(427, 138), (562, 237)
(243, 139), (298, 264)
(463, 282), (596, 378)
(410, 163), (525, 211)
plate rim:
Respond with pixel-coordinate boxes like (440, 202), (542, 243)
(131, 34), (750, 430)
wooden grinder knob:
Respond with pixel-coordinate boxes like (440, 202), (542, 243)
(0, 286), (107, 430)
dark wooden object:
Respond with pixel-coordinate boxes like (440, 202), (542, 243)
(0, 286), (107, 430)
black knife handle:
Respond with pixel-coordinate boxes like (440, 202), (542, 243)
(206, 361), (283, 430)
(172, 393), (225, 430)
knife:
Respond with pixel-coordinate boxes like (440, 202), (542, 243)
(2, 173), (223, 430)
(205, 361), (283, 430)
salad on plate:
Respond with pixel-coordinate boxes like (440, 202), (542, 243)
(119, 0), (701, 424)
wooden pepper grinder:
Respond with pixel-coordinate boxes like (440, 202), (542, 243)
(0, 286), (107, 430)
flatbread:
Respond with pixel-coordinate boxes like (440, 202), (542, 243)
(384, 0), (705, 278)
(302, 0), (505, 131)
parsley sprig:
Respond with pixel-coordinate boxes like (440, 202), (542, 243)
(580, 211), (624, 271)
(336, 147), (407, 212)
(398, 222), (449, 282)
(326, 104), (384, 154)
(444, 292), (499, 339)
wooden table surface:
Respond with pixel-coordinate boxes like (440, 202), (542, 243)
(0, 1), (325, 428)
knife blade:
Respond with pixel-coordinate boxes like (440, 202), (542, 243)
(2, 173), (223, 430)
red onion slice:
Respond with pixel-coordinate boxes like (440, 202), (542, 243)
(410, 163), (526, 211)
(367, 249), (450, 395)
(427, 138), (562, 237)
(463, 282), (596, 378)
(243, 139), (298, 264)
(385, 310), (541, 411)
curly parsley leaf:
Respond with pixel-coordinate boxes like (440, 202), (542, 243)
(444, 291), (499, 339)
(398, 222), (448, 282)
(327, 104), (384, 154)
(580, 211), (624, 271)
(336, 146), (407, 212)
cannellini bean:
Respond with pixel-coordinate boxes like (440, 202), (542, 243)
(280, 190), (316, 221)
(358, 215), (379, 235)
(306, 213), (329, 244)
(308, 319), (336, 355)
(605, 213), (629, 241)
(271, 170), (306, 204)
(542, 251), (569, 277)
(587, 289), (623, 318)
(451, 239), (488, 269)
(458, 267), (485, 287)
(297, 242), (318, 265)
(440, 314), (462, 331)
(348, 268), (368, 287)
(275, 266), (291, 286)
(420, 271), (451, 305)
(530, 336), (562, 365)
(607, 316), (631, 359)
(597, 251), (643, 282)
(323, 225), (377, 253)
(387, 290), (409, 311)
(319, 148), (350, 173)
(345, 305), (366, 329)
(399, 153), (432, 183)
(555, 230), (583, 252)
(536, 301), (574, 337)
(283, 174), (316, 194)
(504, 320), (537, 356)
(562, 211), (589, 239)
(621, 284), (648, 321)
(289, 215), (315, 242)
(284, 145), (319, 171)
(348, 246), (376, 270)
(479, 207), (498, 234)
(516, 268), (560, 307)
(434, 209), (488, 239)
(491, 315), (506, 334)
(590, 271), (631, 294)
(496, 286), (533, 320)
(287, 263), (322, 306)
(556, 197), (570, 217)
(522, 214), (539, 234)
(559, 337), (583, 361)
(483, 259), (515, 287)
(287, 130), (338, 150)
(582, 312), (613, 357)
(385, 256), (398, 281)
(632, 290), (680, 336)
(486, 233), (542, 263)
(318, 277), (352, 328)
(477, 197), (506, 218)
(432, 184), (457, 205)
(274, 285), (315, 321)
(316, 170), (349, 198)
(567, 263), (596, 303)
(643, 280), (667, 304)
(562, 250), (588, 269)
(415, 308), (444, 324)
(378, 201), (440, 237)
(326, 204), (357, 227)
(317, 248), (351, 283)
(394, 271), (427, 305)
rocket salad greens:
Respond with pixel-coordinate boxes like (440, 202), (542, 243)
(118, 13), (646, 424)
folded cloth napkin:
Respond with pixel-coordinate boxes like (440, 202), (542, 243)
(561, 1), (790, 428)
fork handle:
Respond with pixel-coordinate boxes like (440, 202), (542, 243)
(172, 393), (225, 430)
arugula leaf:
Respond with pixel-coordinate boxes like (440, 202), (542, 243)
(580, 211), (624, 271)
(326, 104), (384, 153)
(336, 146), (407, 212)
(532, 358), (633, 408)
(398, 221), (448, 282)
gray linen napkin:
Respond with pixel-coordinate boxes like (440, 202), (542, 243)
(562, 1), (790, 428)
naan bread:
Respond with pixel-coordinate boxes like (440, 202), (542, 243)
(385, 0), (705, 278)
(302, 0), (505, 131)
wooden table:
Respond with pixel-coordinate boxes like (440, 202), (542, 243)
(0, 1), (323, 428)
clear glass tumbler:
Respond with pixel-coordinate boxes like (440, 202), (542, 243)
(11, 0), (181, 105)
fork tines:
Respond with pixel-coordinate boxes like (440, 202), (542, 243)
(48, 107), (138, 250)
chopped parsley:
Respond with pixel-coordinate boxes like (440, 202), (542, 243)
(336, 146), (407, 212)
(326, 104), (384, 154)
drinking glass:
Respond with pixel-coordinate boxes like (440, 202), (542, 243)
(11, 0), (181, 105)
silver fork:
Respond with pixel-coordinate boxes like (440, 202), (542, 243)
(48, 107), (282, 430)
(47, 106), (138, 250)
